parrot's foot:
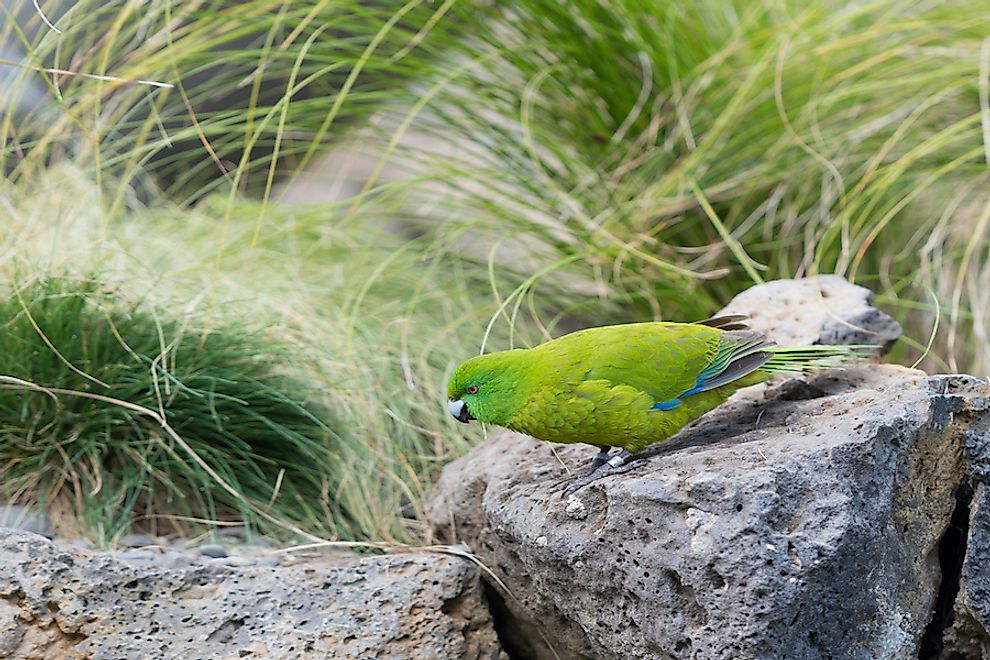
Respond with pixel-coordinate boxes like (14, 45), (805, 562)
(585, 448), (612, 475)
(563, 450), (637, 494)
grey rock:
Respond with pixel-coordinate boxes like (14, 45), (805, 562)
(161, 551), (195, 570)
(0, 528), (504, 659)
(0, 605), (23, 658)
(962, 483), (990, 630)
(198, 543), (228, 558)
(425, 277), (980, 659)
(0, 505), (52, 538)
(943, 479), (990, 659)
(429, 368), (986, 659)
(718, 274), (902, 352)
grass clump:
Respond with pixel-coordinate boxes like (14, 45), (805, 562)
(127, 194), (554, 542)
(1, 0), (458, 200)
(0, 275), (349, 544)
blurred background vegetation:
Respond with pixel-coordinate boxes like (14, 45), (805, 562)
(1, 0), (987, 544)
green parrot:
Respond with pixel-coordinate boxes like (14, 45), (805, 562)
(447, 316), (873, 475)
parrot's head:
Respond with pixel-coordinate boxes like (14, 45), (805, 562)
(447, 351), (528, 427)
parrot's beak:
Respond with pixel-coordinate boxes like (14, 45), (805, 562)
(448, 399), (474, 423)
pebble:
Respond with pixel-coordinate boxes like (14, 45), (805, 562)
(0, 505), (52, 537)
(162, 551), (195, 569)
(198, 544), (228, 558)
(257, 555), (284, 567)
(119, 549), (159, 563)
(213, 556), (255, 568)
(119, 533), (157, 548)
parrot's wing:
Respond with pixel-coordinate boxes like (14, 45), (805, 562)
(581, 326), (773, 410)
(685, 331), (774, 394)
(579, 324), (721, 404)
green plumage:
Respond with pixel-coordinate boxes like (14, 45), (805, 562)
(447, 318), (873, 453)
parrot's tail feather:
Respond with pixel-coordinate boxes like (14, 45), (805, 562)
(763, 345), (877, 373)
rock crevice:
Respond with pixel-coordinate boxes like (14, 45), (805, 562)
(920, 481), (973, 659)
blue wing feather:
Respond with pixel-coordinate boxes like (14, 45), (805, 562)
(651, 331), (773, 411)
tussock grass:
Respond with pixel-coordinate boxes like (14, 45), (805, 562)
(0, 168), (545, 543)
(128, 194), (559, 541)
(0, 275), (350, 543)
(1, 0), (457, 201)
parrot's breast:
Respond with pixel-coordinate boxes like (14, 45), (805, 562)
(506, 376), (765, 452)
(506, 381), (681, 450)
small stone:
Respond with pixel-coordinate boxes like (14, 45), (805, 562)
(535, 536), (548, 547)
(564, 496), (587, 520)
(218, 525), (249, 542)
(256, 555), (283, 567)
(119, 533), (157, 548)
(162, 551), (194, 569)
(213, 556), (256, 568)
(199, 544), (228, 558)
(0, 505), (52, 537)
(119, 549), (158, 563)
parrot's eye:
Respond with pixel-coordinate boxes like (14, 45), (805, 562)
(467, 385), (479, 394)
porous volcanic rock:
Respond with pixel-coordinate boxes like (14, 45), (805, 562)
(428, 276), (988, 660)
(0, 529), (504, 659)
(718, 274), (902, 351)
